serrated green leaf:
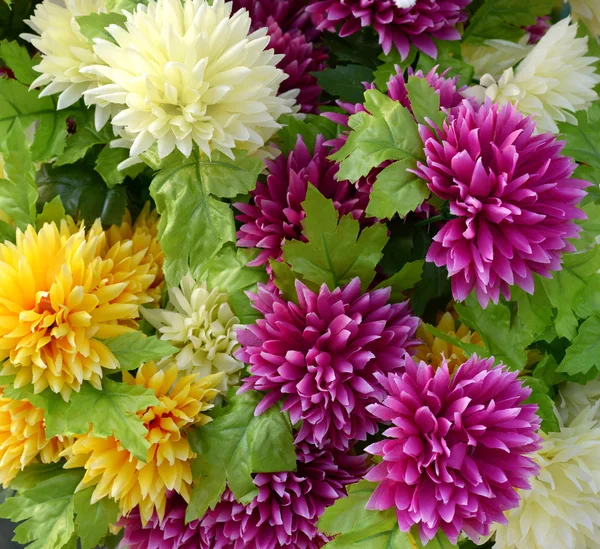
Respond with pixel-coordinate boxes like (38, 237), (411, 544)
(103, 332), (177, 370)
(557, 315), (600, 376)
(0, 40), (37, 85)
(36, 196), (66, 230)
(277, 114), (343, 155)
(522, 377), (560, 433)
(316, 64), (374, 103)
(55, 120), (114, 167)
(73, 487), (120, 549)
(374, 260), (424, 302)
(415, 40), (474, 88)
(187, 391), (296, 521)
(405, 76), (446, 128)
(76, 13), (127, 45)
(373, 49), (417, 91)
(283, 185), (388, 291)
(318, 481), (378, 536)
(557, 102), (600, 169)
(95, 146), (144, 187)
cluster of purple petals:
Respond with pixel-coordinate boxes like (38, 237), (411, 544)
(119, 443), (367, 549)
(234, 135), (373, 267)
(307, 0), (472, 58)
(365, 355), (542, 544)
(523, 15), (551, 44)
(236, 278), (419, 450)
(231, 0), (318, 38)
(414, 99), (588, 307)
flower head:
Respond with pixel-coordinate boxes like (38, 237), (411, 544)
(307, 0), (472, 58)
(492, 405), (600, 549)
(461, 37), (531, 80)
(415, 99), (588, 307)
(568, 0), (600, 36)
(141, 274), (243, 393)
(83, 0), (293, 162)
(64, 362), (222, 523)
(365, 355), (541, 544)
(232, 0), (316, 36)
(235, 135), (372, 267)
(466, 18), (600, 133)
(557, 379), (600, 425)
(237, 278), (419, 450)
(0, 222), (143, 399)
(0, 389), (72, 487)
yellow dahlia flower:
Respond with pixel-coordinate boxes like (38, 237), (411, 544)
(415, 311), (484, 371)
(141, 274), (242, 393)
(0, 222), (138, 399)
(82, 0), (293, 162)
(569, 0), (600, 36)
(64, 362), (222, 523)
(0, 388), (72, 487)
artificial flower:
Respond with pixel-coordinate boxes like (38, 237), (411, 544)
(523, 15), (551, 43)
(0, 222), (139, 399)
(237, 278), (419, 450)
(557, 378), (600, 424)
(0, 388), (72, 487)
(492, 405), (600, 549)
(83, 0), (293, 163)
(415, 99), (588, 307)
(141, 274), (243, 393)
(307, 0), (472, 58)
(365, 355), (541, 544)
(415, 310), (483, 370)
(568, 0), (600, 36)
(231, 0), (317, 37)
(466, 18), (600, 133)
(63, 362), (222, 523)
(461, 36), (531, 80)
(235, 135), (372, 267)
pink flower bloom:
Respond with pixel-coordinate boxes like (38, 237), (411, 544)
(366, 355), (542, 544)
(415, 100), (587, 307)
(232, 0), (318, 38)
(236, 279), (419, 450)
(523, 15), (551, 44)
(307, 0), (472, 58)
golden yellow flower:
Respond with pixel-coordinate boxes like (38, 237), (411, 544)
(64, 362), (222, 524)
(415, 311), (484, 371)
(0, 222), (139, 399)
(0, 388), (72, 487)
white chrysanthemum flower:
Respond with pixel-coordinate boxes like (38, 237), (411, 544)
(465, 17), (600, 133)
(569, 0), (600, 36)
(82, 0), (293, 162)
(461, 36), (531, 79)
(21, 0), (108, 112)
(141, 274), (243, 393)
(557, 379), (600, 425)
(492, 405), (600, 549)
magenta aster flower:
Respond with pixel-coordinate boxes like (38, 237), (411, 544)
(307, 0), (472, 58)
(234, 135), (372, 267)
(523, 15), (551, 44)
(232, 0), (317, 37)
(365, 355), (542, 544)
(414, 99), (587, 307)
(236, 278), (419, 450)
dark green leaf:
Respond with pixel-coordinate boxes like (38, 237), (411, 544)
(374, 260), (424, 302)
(55, 121), (113, 167)
(522, 377), (560, 433)
(75, 13), (127, 45)
(557, 315), (600, 376)
(316, 64), (374, 103)
(103, 332), (177, 370)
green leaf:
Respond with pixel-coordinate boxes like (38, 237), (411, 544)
(411, 529), (456, 548)
(0, 40), (37, 85)
(104, 332), (177, 370)
(316, 64), (374, 103)
(373, 49), (417, 91)
(405, 76), (446, 128)
(36, 196), (66, 229)
(455, 294), (535, 370)
(95, 146), (144, 188)
(0, 118), (37, 229)
(150, 150), (261, 286)
(277, 114), (343, 155)
(557, 103), (600, 169)
(0, 468), (84, 549)
(331, 90), (424, 183)
(415, 40), (474, 88)
(511, 283), (554, 342)
(374, 260), (424, 302)
(105, 0), (147, 12)
(75, 13), (127, 45)
(187, 390), (296, 521)
(55, 120), (114, 167)
(5, 378), (159, 461)
(0, 0), (42, 42)
(10, 463), (67, 492)
(0, 219), (15, 242)
(522, 377), (560, 433)
(557, 315), (600, 376)
(283, 185), (388, 291)
(576, 203), (600, 250)
(73, 487), (120, 549)
(463, 0), (553, 45)
(366, 159), (430, 218)
(318, 481), (378, 536)
(2, 0), (11, 8)
(532, 354), (568, 388)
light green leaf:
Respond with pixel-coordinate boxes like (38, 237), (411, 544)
(94, 146), (144, 188)
(405, 76), (446, 128)
(373, 49), (417, 91)
(522, 377), (560, 433)
(277, 114), (343, 155)
(103, 332), (177, 370)
(283, 185), (388, 291)
(374, 260), (424, 302)
(0, 40), (37, 85)
(415, 40), (474, 88)
(105, 0), (146, 12)
(557, 103), (600, 169)
(318, 481), (378, 536)
(0, 219), (14, 242)
(75, 13), (127, 45)
(73, 487), (120, 549)
(36, 196), (66, 230)
(411, 529), (456, 548)
(316, 64), (374, 103)
(366, 159), (430, 218)
(557, 315), (600, 376)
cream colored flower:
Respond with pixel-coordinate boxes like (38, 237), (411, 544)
(82, 0), (293, 163)
(461, 36), (531, 79)
(492, 405), (600, 549)
(141, 274), (242, 393)
(569, 0), (600, 36)
(465, 17), (600, 133)
(557, 379), (600, 425)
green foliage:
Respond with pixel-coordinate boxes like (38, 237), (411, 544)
(55, 118), (113, 167)
(0, 40), (37, 85)
(316, 64), (374, 103)
(318, 481), (378, 536)
(412, 530), (456, 548)
(557, 315), (600, 376)
(73, 487), (120, 549)
(277, 114), (343, 155)
(36, 196), (66, 229)
(76, 13), (127, 45)
(463, 0), (554, 45)
(94, 146), (144, 188)
(405, 76), (446, 128)
(415, 41), (474, 88)
(557, 101), (600, 169)
(186, 390), (296, 522)
(0, 0), (43, 42)
(374, 260), (424, 302)
(5, 378), (159, 461)
(523, 377), (560, 433)
(373, 49), (417, 91)
(322, 29), (383, 69)
(282, 185), (388, 291)
(105, 0), (147, 12)
(150, 149), (263, 286)
(103, 332), (177, 370)
(0, 119), (37, 230)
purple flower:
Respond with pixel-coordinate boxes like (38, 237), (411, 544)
(236, 279), (419, 450)
(415, 100), (588, 307)
(365, 355), (542, 544)
(234, 135), (373, 267)
(307, 0), (472, 58)
(231, 0), (318, 38)
(523, 15), (551, 44)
